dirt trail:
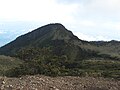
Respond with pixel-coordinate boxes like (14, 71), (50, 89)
(0, 75), (119, 90)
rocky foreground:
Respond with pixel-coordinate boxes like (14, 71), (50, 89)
(0, 75), (119, 90)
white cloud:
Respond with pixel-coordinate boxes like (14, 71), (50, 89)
(95, 36), (111, 41)
(0, 0), (78, 23)
(80, 0), (120, 16)
(0, 31), (5, 34)
(74, 32), (96, 41)
(69, 0), (120, 41)
(74, 32), (110, 41)
(79, 20), (96, 27)
(103, 22), (120, 31)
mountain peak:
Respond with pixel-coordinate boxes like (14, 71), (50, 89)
(44, 23), (65, 28)
(0, 23), (80, 56)
(37, 23), (67, 31)
(45, 23), (63, 25)
(27, 23), (78, 41)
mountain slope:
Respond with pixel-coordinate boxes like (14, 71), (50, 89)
(0, 55), (22, 76)
(0, 23), (120, 61)
(80, 40), (120, 59)
(0, 23), (120, 78)
(0, 23), (88, 61)
(0, 24), (76, 53)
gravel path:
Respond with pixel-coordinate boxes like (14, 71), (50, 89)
(0, 75), (119, 90)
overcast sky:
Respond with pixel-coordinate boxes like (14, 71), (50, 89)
(0, 0), (120, 46)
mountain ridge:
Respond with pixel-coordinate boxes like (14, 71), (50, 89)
(0, 23), (120, 61)
(0, 23), (120, 78)
(0, 23), (83, 58)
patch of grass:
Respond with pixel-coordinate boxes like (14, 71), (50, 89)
(0, 55), (23, 76)
(78, 60), (120, 79)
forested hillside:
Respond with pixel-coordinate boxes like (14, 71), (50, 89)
(0, 23), (119, 78)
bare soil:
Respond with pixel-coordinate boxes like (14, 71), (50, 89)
(0, 75), (119, 90)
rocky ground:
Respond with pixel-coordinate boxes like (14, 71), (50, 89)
(0, 75), (119, 90)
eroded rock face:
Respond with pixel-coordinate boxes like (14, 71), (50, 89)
(0, 75), (119, 90)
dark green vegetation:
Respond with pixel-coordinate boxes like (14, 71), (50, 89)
(0, 23), (119, 79)
(5, 47), (119, 79)
(0, 55), (22, 76)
